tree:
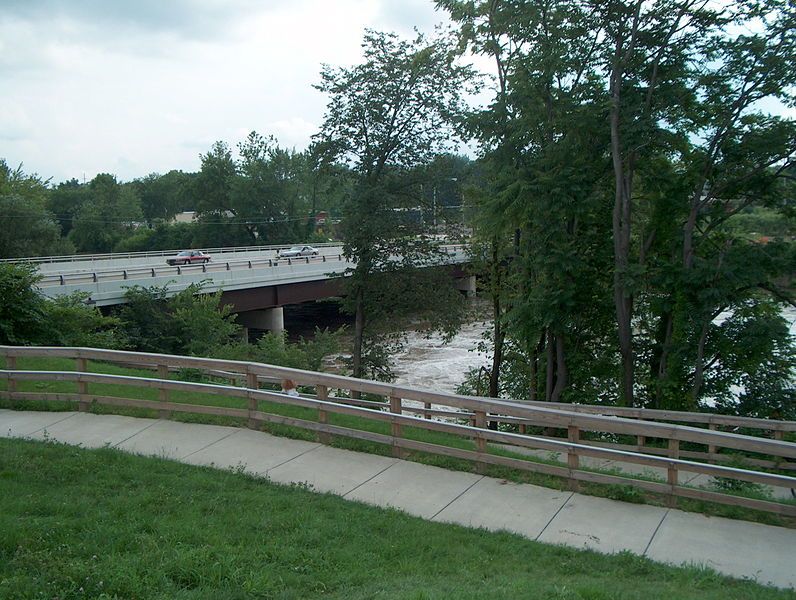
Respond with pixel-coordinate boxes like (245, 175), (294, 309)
(43, 293), (126, 349)
(69, 173), (143, 253)
(116, 283), (241, 356)
(47, 178), (88, 238)
(441, 0), (616, 402)
(314, 29), (474, 380)
(0, 264), (122, 348)
(193, 135), (314, 247)
(442, 0), (795, 412)
(0, 161), (73, 258)
(0, 263), (50, 344)
(133, 170), (190, 225)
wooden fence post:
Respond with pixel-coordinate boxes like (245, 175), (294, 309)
(317, 384), (331, 444)
(76, 357), (89, 412)
(568, 425), (580, 492)
(389, 395), (404, 458)
(246, 370), (258, 429)
(667, 438), (680, 508)
(424, 401), (432, 419)
(637, 435), (646, 451)
(6, 355), (17, 396)
(157, 364), (170, 419)
(474, 410), (487, 474)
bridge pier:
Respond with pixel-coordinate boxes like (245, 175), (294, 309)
(454, 275), (476, 298)
(236, 307), (285, 335)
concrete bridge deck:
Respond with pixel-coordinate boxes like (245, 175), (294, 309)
(2, 408), (794, 589)
(24, 244), (470, 308)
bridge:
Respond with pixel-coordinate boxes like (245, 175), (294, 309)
(1, 345), (795, 588)
(7, 243), (473, 333)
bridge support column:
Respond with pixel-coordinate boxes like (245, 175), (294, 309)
(236, 307), (285, 334)
(454, 275), (476, 298)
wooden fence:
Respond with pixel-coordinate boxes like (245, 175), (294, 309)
(2, 345), (795, 516)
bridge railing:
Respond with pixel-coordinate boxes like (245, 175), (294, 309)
(35, 252), (352, 288)
(2, 345), (794, 517)
(32, 244), (469, 288)
(0, 242), (344, 265)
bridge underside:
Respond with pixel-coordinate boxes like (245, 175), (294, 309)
(221, 266), (473, 335)
(220, 265), (469, 313)
(220, 278), (345, 313)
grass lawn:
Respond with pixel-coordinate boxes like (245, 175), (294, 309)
(1, 438), (793, 600)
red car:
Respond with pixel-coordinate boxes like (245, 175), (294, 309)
(166, 250), (211, 266)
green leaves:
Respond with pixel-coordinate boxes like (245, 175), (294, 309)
(315, 29), (474, 379)
(116, 283), (241, 356)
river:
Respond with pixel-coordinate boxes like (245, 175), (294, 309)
(391, 305), (796, 395)
(284, 300), (795, 397)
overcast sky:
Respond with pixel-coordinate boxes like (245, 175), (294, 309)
(0, 0), (455, 184)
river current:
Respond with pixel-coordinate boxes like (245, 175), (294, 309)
(284, 300), (795, 397)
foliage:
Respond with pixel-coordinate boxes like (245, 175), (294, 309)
(728, 206), (796, 240)
(68, 173), (144, 253)
(708, 300), (795, 420)
(0, 161), (73, 258)
(112, 222), (196, 253)
(193, 134), (317, 247)
(46, 178), (88, 238)
(216, 328), (341, 372)
(0, 265), (124, 348)
(42, 293), (126, 349)
(0, 263), (50, 345)
(314, 29), (474, 379)
(441, 0), (796, 410)
(132, 170), (192, 225)
(115, 283), (241, 356)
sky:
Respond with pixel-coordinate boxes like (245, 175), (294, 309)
(0, 0), (455, 184)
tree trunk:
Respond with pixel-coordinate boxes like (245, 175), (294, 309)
(550, 333), (568, 402)
(650, 310), (673, 409)
(351, 285), (366, 399)
(488, 239), (504, 399)
(545, 328), (555, 401)
(610, 47), (635, 407)
(690, 318), (710, 407)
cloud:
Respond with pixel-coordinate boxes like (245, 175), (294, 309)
(0, 0), (270, 39)
(374, 0), (449, 33)
(0, 0), (460, 183)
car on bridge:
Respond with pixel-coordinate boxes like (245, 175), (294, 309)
(166, 250), (211, 266)
(277, 245), (319, 258)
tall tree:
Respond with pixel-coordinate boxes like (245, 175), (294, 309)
(314, 29), (474, 379)
(194, 134), (313, 247)
(47, 178), (89, 238)
(442, 0), (795, 411)
(441, 0), (615, 402)
(68, 173), (143, 253)
(133, 170), (190, 225)
(0, 161), (72, 258)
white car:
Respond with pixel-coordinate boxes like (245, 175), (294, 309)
(277, 245), (319, 258)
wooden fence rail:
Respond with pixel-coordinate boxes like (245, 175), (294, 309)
(1, 345), (795, 517)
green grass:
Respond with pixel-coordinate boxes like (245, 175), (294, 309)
(1, 438), (794, 600)
(2, 356), (795, 528)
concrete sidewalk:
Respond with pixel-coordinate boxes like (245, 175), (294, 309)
(2, 409), (794, 589)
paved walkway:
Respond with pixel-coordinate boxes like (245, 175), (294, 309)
(2, 409), (794, 589)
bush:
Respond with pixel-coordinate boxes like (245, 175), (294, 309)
(215, 328), (341, 371)
(116, 283), (241, 355)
